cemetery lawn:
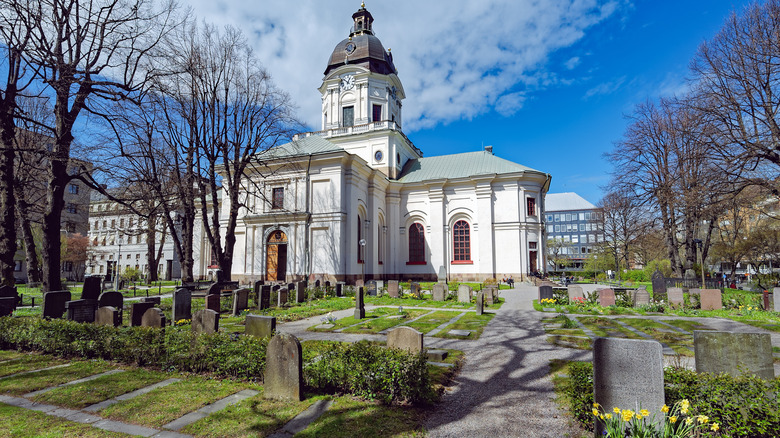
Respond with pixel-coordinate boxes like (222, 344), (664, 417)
(434, 312), (494, 339)
(30, 367), (171, 409)
(341, 309), (430, 333)
(615, 318), (695, 356)
(576, 316), (643, 339)
(0, 359), (113, 396)
(99, 376), (255, 427)
(403, 311), (465, 334)
(366, 295), (476, 309)
(0, 352), (67, 377)
(546, 335), (592, 350)
(295, 396), (426, 438)
(0, 403), (132, 437)
(251, 297), (356, 322)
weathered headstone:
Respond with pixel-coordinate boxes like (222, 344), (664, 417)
(387, 326), (424, 354)
(65, 299), (98, 323)
(457, 285), (472, 303)
(700, 289), (722, 311)
(410, 282), (421, 298)
(253, 280), (263, 305)
(296, 282), (306, 303)
(314, 280), (321, 288)
(130, 302), (156, 326)
(206, 294), (221, 313)
(593, 338), (665, 435)
(335, 282), (344, 297)
(567, 285), (584, 302)
(354, 287), (365, 319)
(387, 280), (399, 298)
(232, 288), (250, 316)
(598, 288), (615, 307)
(437, 266), (447, 283)
(259, 285), (271, 309)
(277, 288), (288, 307)
(81, 276), (102, 300)
(476, 291), (484, 315)
(215, 269), (225, 283)
(264, 333), (303, 401)
(485, 287), (495, 305)
(169, 288), (191, 323)
(375, 280), (384, 290)
(141, 307), (166, 328)
(538, 285), (554, 302)
(0, 285), (19, 316)
(651, 270), (667, 301)
(667, 288), (684, 308)
(633, 288), (651, 307)
(694, 331), (774, 380)
(206, 282), (222, 297)
(42, 290), (71, 319)
(774, 288), (779, 312)
(432, 283), (447, 301)
(97, 291), (123, 309)
(95, 306), (121, 327)
(192, 309), (219, 334)
(366, 280), (377, 296)
(246, 314), (276, 339)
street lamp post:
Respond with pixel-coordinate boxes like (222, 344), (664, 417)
(359, 238), (366, 285)
(115, 240), (122, 291)
(693, 239), (704, 287)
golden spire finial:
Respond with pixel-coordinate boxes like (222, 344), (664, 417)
(361, 2), (365, 8)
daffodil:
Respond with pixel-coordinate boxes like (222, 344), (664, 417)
(622, 409), (634, 422)
(593, 402), (600, 408)
(604, 413), (612, 420)
(592, 408), (599, 416)
(685, 417), (693, 425)
(640, 409), (649, 417)
(669, 416), (677, 424)
(711, 423), (720, 431)
(697, 415), (708, 424)
(661, 404), (669, 413)
(613, 407), (621, 414)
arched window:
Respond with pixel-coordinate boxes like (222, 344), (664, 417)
(408, 223), (425, 263)
(453, 220), (471, 262)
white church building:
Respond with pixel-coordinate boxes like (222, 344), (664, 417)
(224, 4), (551, 284)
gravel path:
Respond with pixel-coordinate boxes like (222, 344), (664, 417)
(423, 284), (589, 438)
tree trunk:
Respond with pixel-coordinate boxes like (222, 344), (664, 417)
(0, 132), (16, 287)
(41, 145), (69, 292)
(16, 201), (41, 283)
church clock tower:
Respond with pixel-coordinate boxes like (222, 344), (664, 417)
(318, 3), (420, 179)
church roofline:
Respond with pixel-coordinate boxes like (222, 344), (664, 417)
(293, 120), (422, 157)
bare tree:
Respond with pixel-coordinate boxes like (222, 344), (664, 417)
(599, 190), (654, 279)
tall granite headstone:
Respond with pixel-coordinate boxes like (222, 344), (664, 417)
(437, 266), (447, 283)
(354, 287), (365, 319)
(81, 276), (102, 300)
(0, 285), (19, 316)
(232, 288), (250, 316)
(192, 309), (219, 334)
(97, 291), (123, 310)
(366, 280), (377, 296)
(169, 288), (191, 323)
(335, 282), (344, 297)
(42, 290), (71, 319)
(277, 288), (288, 307)
(259, 285), (271, 309)
(95, 306), (121, 327)
(593, 338), (665, 436)
(246, 314), (276, 339)
(264, 333), (302, 401)
(694, 331), (774, 380)
(296, 282), (306, 303)
(476, 291), (484, 315)
(387, 326), (424, 354)
(206, 294), (221, 313)
(774, 288), (780, 312)
(651, 270), (667, 301)
(633, 288), (651, 307)
(667, 288), (684, 308)
(387, 280), (399, 298)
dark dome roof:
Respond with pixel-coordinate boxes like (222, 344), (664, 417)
(324, 33), (397, 76)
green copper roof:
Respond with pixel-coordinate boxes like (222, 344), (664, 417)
(397, 151), (540, 183)
(255, 135), (342, 160)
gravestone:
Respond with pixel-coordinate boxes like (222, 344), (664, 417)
(694, 331), (774, 380)
(457, 285), (472, 303)
(567, 285), (584, 302)
(296, 282), (306, 303)
(387, 326), (424, 354)
(192, 309), (219, 334)
(130, 302), (156, 326)
(593, 338), (665, 435)
(633, 288), (650, 307)
(324, 281), (331, 288)
(375, 280), (383, 290)
(277, 288), (288, 307)
(700, 289), (722, 311)
(0, 285), (18, 316)
(366, 280), (377, 296)
(485, 287), (495, 306)
(314, 280), (320, 288)
(476, 291), (484, 316)
(232, 288), (250, 316)
(253, 280), (263, 305)
(259, 285), (271, 309)
(95, 306), (121, 327)
(432, 283), (447, 301)
(774, 288), (779, 312)
(651, 270), (667, 301)
(246, 314), (276, 339)
(264, 333), (303, 401)
(667, 288), (684, 308)
(81, 276), (102, 300)
(387, 280), (399, 298)
(437, 266), (447, 283)
(140, 296), (161, 305)
(355, 279), (364, 288)
(215, 269), (225, 283)
(97, 291), (123, 309)
(65, 299), (97, 323)
(335, 282), (344, 297)
(354, 287), (365, 319)
(141, 307), (166, 328)
(598, 288), (615, 307)
(538, 285), (554, 302)
(410, 282), (421, 298)
(206, 282), (222, 297)
(171, 288), (192, 323)
(42, 291), (71, 319)
(287, 283), (295, 296)
(206, 294), (221, 313)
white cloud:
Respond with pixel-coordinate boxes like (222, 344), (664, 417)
(564, 56), (581, 70)
(186, 0), (622, 131)
(583, 76), (626, 99)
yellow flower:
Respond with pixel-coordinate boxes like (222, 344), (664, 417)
(599, 414), (604, 420)
(640, 409), (650, 417)
(593, 409), (600, 416)
(661, 405), (669, 413)
(613, 407), (621, 414)
(685, 417), (693, 425)
(622, 409), (634, 422)
(681, 406), (689, 414)
(697, 415), (708, 424)
(711, 423), (720, 431)
(593, 403), (600, 408)
(681, 399), (690, 409)
(669, 416), (677, 424)
(635, 412), (643, 419)
(604, 413), (612, 420)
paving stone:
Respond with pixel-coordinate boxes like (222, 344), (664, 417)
(448, 329), (472, 337)
(427, 350), (449, 361)
(268, 399), (333, 438)
(163, 389), (259, 430)
(93, 419), (162, 437)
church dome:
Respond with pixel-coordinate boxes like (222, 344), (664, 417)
(323, 5), (397, 76)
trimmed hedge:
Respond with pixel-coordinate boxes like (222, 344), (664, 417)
(564, 361), (780, 437)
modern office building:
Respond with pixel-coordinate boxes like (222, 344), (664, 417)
(545, 192), (603, 271)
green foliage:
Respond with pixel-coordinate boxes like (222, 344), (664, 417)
(622, 270), (649, 283)
(565, 361), (595, 430)
(644, 259), (673, 279)
(121, 267), (142, 282)
(304, 340), (436, 405)
(615, 289), (633, 308)
(552, 288), (569, 305)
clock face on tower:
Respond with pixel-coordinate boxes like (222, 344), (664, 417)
(374, 150), (383, 162)
(340, 75), (355, 91)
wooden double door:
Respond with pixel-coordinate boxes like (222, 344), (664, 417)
(266, 230), (287, 282)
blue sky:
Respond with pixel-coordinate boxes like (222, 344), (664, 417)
(189, 0), (754, 204)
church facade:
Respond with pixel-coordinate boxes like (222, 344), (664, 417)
(224, 5), (550, 284)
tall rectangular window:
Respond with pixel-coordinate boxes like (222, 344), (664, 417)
(453, 220), (471, 261)
(68, 184), (79, 194)
(272, 187), (284, 209)
(527, 198), (536, 216)
(66, 203), (78, 214)
(408, 223), (425, 263)
(372, 104), (382, 122)
(342, 106), (354, 127)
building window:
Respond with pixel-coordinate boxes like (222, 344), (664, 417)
(527, 198), (536, 216)
(65, 222), (76, 233)
(68, 184), (79, 194)
(14, 260), (22, 271)
(343, 106), (354, 127)
(66, 203), (78, 214)
(129, 218), (134, 227)
(63, 261), (73, 272)
(453, 220), (471, 262)
(120, 218), (124, 228)
(377, 225), (384, 264)
(272, 187), (284, 209)
(529, 242), (538, 249)
(372, 104), (382, 122)
(408, 223), (425, 263)
(111, 219), (116, 228)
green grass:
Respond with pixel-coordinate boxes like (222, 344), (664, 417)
(403, 311), (463, 334)
(250, 297), (357, 322)
(0, 359), (113, 396)
(99, 376), (254, 427)
(341, 310), (430, 334)
(434, 312), (494, 339)
(30, 368), (171, 409)
(0, 403), (133, 437)
(296, 396), (426, 438)
(546, 335), (592, 350)
(663, 319), (713, 332)
(616, 318), (695, 356)
(0, 353), (66, 377)
(0, 350), (24, 361)
(366, 295), (477, 309)
(577, 317), (643, 339)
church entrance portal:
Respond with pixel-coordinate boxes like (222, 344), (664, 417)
(266, 230), (288, 282)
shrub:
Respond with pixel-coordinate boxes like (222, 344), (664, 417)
(622, 270), (648, 283)
(565, 361), (595, 430)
